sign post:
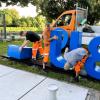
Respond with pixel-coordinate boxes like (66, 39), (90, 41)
(3, 14), (6, 39)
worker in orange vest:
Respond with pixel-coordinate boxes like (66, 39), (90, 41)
(74, 55), (88, 81)
(19, 31), (43, 61)
(64, 47), (89, 81)
(42, 23), (58, 70)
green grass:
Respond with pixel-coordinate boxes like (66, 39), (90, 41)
(0, 27), (42, 32)
(0, 40), (100, 91)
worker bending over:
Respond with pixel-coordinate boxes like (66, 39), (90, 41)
(42, 23), (58, 70)
(19, 31), (43, 61)
(64, 47), (88, 81)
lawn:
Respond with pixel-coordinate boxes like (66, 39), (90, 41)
(0, 40), (100, 91)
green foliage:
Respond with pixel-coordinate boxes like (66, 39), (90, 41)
(37, 0), (76, 21)
(0, 8), (46, 29)
(0, 0), (99, 24)
(39, 0), (99, 24)
(0, 27), (42, 32)
(10, 0), (98, 24)
(18, 15), (46, 28)
(35, 0), (92, 23)
(0, 9), (20, 26)
(25, 17), (33, 27)
(0, 0), (29, 6)
(34, 15), (46, 29)
(19, 17), (27, 27)
(87, 0), (100, 24)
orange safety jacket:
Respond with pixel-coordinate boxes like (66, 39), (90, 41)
(74, 55), (88, 74)
(74, 48), (89, 74)
(43, 28), (50, 63)
(43, 28), (50, 45)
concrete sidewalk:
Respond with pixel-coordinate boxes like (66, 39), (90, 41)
(0, 64), (88, 100)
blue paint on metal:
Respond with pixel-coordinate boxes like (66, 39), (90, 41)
(85, 37), (100, 80)
(50, 30), (66, 68)
(70, 31), (82, 50)
(7, 45), (32, 59)
(54, 28), (68, 49)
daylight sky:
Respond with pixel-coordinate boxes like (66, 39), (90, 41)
(0, 3), (37, 17)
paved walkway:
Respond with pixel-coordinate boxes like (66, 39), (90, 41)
(0, 64), (89, 100)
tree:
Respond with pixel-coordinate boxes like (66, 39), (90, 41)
(19, 17), (27, 27)
(33, 0), (90, 22)
(1, 9), (13, 26)
(25, 17), (33, 27)
(9, 9), (20, 26)
(37, 0), (99, 24)
(33, 15), (46, 29)
(0, 0), (29, 6)
(87, 0), (100, 24)
(0, 8), (20, 26)
(0, 0), (99, 24)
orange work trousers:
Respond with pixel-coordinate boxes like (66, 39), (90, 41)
(32, 40), (43, 59)
(74, 56), (88, 74)
(43, 44), (50, 63)
(74, 61), (84, 74)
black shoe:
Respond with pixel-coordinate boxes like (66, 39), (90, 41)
(74, 76), (79, 82)
(42, 68), (48, 73)
(31, 58), (36, 64)
(31, 58), (36, 61)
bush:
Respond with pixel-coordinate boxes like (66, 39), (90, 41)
(0, 27), (42, 32)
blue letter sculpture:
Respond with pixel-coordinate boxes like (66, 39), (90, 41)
(85, 37), (100, 80)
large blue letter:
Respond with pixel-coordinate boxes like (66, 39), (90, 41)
(50, 29), (82, 69)
(85, 37), (100, 80)
(54, 28), (68, 49)
(50, 30), (66, 68)
(70, 31), (82, 50)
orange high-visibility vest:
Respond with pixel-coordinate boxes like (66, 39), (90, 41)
(43, 28), (51, 63)
(43, 28), (50, 45)
(74, 55), (88, 74)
